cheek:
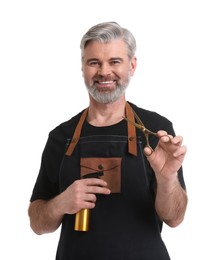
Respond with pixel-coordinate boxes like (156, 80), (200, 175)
(117, 64), (133, 76)
(82, 67), (96, 79)
(82, 70), (91, 81)
(117, 67), (131, 79)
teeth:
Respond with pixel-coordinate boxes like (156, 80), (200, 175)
(99, 81), (113, 84)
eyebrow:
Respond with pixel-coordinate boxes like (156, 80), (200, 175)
(86, 57), (124, 63)
(109, 57), (124, 62)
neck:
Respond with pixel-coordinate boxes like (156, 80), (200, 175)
(87, 96), (126, 126)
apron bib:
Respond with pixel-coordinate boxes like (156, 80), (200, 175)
(56, 103), (170, 260)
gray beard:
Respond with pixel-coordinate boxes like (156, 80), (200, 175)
(85, 77), (131, 104)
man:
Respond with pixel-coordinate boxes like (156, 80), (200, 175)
(28, 21), (188, 259)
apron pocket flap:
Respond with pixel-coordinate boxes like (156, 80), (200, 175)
(80, 157), (122, 193)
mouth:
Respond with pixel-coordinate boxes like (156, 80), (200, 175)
(94, 79), (117, 90)
(98, 80), (114, 85)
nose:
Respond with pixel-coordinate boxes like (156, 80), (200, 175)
(97, 63), (111, 76)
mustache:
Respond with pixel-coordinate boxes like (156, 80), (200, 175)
(92, 75), (119, 82)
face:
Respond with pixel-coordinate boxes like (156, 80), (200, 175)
(82, 39), (137, 104)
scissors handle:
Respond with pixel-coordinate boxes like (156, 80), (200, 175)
(143, 129), (158, 151)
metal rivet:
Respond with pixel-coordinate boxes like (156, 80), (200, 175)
(98, 164), (104, 170)
(129, 136), (135, 141)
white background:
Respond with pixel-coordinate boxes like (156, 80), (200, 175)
(1, 0), (214, 259)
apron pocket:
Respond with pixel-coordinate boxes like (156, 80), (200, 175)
(80, 157), (122, 193)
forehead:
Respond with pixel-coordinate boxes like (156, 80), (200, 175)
(83, 39), (129, 60)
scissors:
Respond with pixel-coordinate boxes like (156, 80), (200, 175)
(123, 109), (158, 151)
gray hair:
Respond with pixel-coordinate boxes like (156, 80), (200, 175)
(80, 22), (136, 61)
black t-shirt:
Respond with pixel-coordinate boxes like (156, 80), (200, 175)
(30, 102), (185, 203)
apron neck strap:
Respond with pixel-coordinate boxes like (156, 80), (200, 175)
(125, 102), (137, 156)
(66, 102), (137, 156)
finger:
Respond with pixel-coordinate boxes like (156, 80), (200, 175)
(143, 146), (153, 157)
(84, 193), (97, 203)
(159, 134), (173, 143)
(157, 130), (168, 137)
(82, 201), (96, 209)
(157, 131), (172, 142)
(173, 145), (187, 157)
(87, 185), (111, 195)
(82, 178), (108, 187)
(170, 135), (183, 145)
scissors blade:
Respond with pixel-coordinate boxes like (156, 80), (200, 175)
(131, 109), (157, 135)
(132, 109), (145, 127)
(123, 116), (145, 131)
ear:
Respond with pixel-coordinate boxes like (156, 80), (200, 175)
(130, 57), (137, 76)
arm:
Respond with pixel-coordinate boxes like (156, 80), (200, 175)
(28, 198), (63, 235)
(144, 131), (188, 227)
(154, 173), (187, 227)
(28, 178), (111, 235)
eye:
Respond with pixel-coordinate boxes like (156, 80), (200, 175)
(87, 60), (100, 67)
(110, 59), (122, 65)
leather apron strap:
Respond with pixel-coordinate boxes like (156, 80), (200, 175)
(66, 102), (137, 156)
(126, 102), (137, 156)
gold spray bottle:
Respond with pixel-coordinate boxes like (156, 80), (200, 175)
(74, 208), (90, 231)
(74, 170), (103, 231)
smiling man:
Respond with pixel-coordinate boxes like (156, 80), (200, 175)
(82, 39), (136, 105)
(28, 22), (188, 260)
